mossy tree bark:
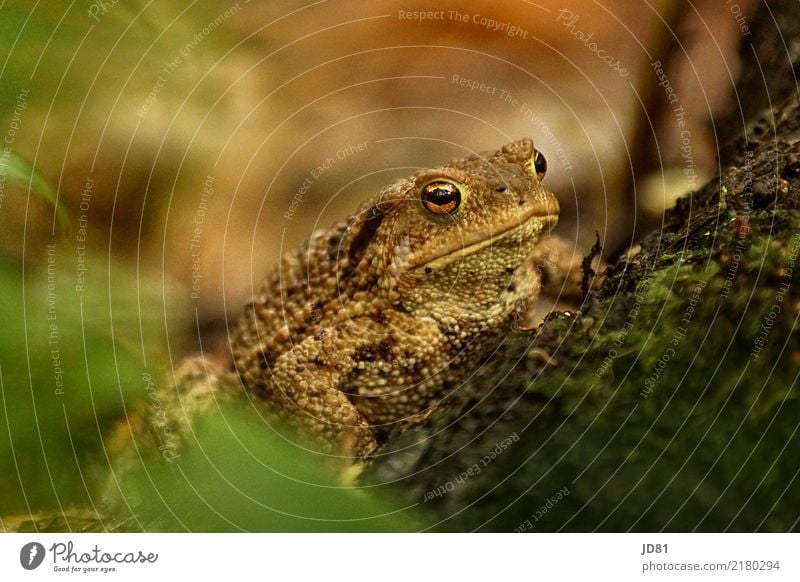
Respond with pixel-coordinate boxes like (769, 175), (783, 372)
(366, 0), (800, 532)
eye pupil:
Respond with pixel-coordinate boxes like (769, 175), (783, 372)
(421, 182), (461, 215)
(427, 187), (453, 204)
(534, 151), (547, 180)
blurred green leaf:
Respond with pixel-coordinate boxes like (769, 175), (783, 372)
(0, 246), (182, 518)
(111, 403), (420, 532)
(0, 152), (69, 230)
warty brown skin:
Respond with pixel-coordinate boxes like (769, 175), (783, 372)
(230, 138), (559, 459)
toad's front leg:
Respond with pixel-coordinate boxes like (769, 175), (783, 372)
(255, 321), (382, 459)
(519, 236), (596, 328)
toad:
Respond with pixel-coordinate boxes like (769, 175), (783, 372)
(231, 138), (560, 458)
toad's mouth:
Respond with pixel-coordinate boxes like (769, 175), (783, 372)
(408, 211), (558, 273)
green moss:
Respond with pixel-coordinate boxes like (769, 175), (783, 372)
(385, 207), (799, 531)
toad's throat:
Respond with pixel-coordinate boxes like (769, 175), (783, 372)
(409, 212), (558, 273)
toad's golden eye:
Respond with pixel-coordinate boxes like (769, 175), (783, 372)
(421, 181), (462, 215)
(534, 150), (547, 181)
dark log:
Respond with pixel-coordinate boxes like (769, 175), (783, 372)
(365, 0), (800, 532)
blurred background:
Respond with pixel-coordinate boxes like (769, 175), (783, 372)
(0, 0), (757, 528)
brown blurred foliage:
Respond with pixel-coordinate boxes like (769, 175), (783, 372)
(0, 0), (757, 349)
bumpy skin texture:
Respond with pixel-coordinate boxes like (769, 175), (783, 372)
(230, 139), (559, 458)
